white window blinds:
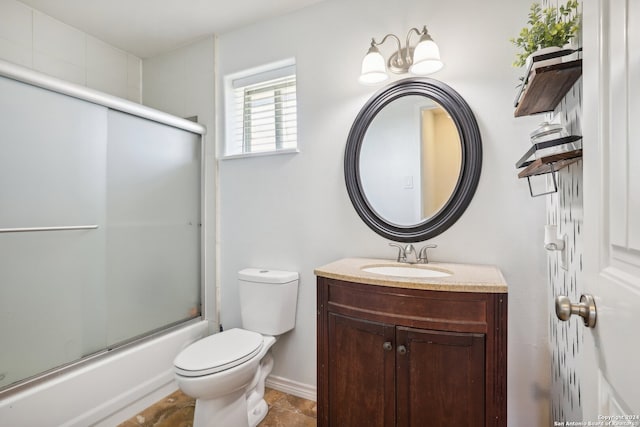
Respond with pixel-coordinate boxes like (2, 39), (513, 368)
(228, 64), (297, 156)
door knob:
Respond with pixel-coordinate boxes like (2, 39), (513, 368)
(383, 341), (392, 351)
(397, 345), (407, 355)
(555, 294), (597, 328)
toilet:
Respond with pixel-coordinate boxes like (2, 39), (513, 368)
(173, 268), (299, 427)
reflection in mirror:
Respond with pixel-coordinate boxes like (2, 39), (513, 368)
(344, 77), (482, 242)
(359, 96), (461, 225)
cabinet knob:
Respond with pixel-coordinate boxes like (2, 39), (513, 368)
(382, 341), (392, 351)
(397, 345), (407, 355)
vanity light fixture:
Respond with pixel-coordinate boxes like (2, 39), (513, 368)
(359, 26), (444, 85)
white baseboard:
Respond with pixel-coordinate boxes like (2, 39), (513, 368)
(265, 375), (316, 402)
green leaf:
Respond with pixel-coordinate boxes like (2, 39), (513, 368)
(509, 0), (581, 67)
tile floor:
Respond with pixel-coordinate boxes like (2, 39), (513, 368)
(117, 388), (317, 427)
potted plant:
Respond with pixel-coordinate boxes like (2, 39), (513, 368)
(510, 0), (580, 68)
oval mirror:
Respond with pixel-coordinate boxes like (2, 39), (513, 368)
(345, 78), (482, 242)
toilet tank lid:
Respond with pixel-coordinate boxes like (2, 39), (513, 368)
(238, 268), (298, 284)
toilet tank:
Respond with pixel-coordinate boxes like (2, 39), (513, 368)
(238, 268), (299, 336)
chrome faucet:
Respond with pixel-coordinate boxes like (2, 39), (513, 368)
(389, 243), (437, 264)
(404, 244), (418, 264)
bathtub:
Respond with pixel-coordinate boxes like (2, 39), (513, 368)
(0, 320), (208, 427)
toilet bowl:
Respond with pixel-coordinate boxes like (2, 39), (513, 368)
(173, 268), (298, 427)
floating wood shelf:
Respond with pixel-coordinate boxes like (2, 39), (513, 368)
(515, 135), (582, 168)
(514, 59), (582, 117)
(517, 149), (583, 178)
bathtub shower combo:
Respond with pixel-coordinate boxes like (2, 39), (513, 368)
(0, 59), (206, 425)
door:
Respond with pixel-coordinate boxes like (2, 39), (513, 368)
(327, 313), (396, 426)
(580, 0), (640, 419)
(0, 76), (108, 388)
(396, 327), (485, 426)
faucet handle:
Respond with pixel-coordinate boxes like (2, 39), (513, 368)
(418, 244), (437, 264)
(389, 243), (407, 262)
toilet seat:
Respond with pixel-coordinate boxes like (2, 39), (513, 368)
(174, 328), (264, 377)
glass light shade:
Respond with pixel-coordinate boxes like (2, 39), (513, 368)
(409, 39), (443, 75)
(359, 48), (389, 85)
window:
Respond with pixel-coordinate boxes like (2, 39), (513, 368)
(224, 60), (298, 158)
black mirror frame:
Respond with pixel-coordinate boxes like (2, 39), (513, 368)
(344, 77), (482, 242)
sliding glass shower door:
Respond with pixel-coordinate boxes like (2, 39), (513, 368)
(0, 76), (202, 391)
(106, 110), (201, 345)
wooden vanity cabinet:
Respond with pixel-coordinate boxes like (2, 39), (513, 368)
(317, 277), (507, 427)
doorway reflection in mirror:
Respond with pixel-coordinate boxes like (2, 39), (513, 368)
(359, 95), (462, 226)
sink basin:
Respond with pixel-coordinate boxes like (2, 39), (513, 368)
(362, 265), (452, 278)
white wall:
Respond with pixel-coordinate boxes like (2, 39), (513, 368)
(142, 36), (218, 328)
(214, 0), (550, 425)
(0, 0), (141, 101)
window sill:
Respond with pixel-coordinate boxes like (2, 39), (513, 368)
(220, 148), (300, 160)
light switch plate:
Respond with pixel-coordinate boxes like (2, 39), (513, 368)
(403, 175), (414, 189)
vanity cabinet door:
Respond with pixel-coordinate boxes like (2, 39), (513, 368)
(396, 327), (486, 426)
(327, 313), (396, 427)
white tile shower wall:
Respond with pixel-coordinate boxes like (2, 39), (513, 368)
(0, 0), (34, 67)
(547, 79), (584, 422)
(0, 0), (141, 101)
